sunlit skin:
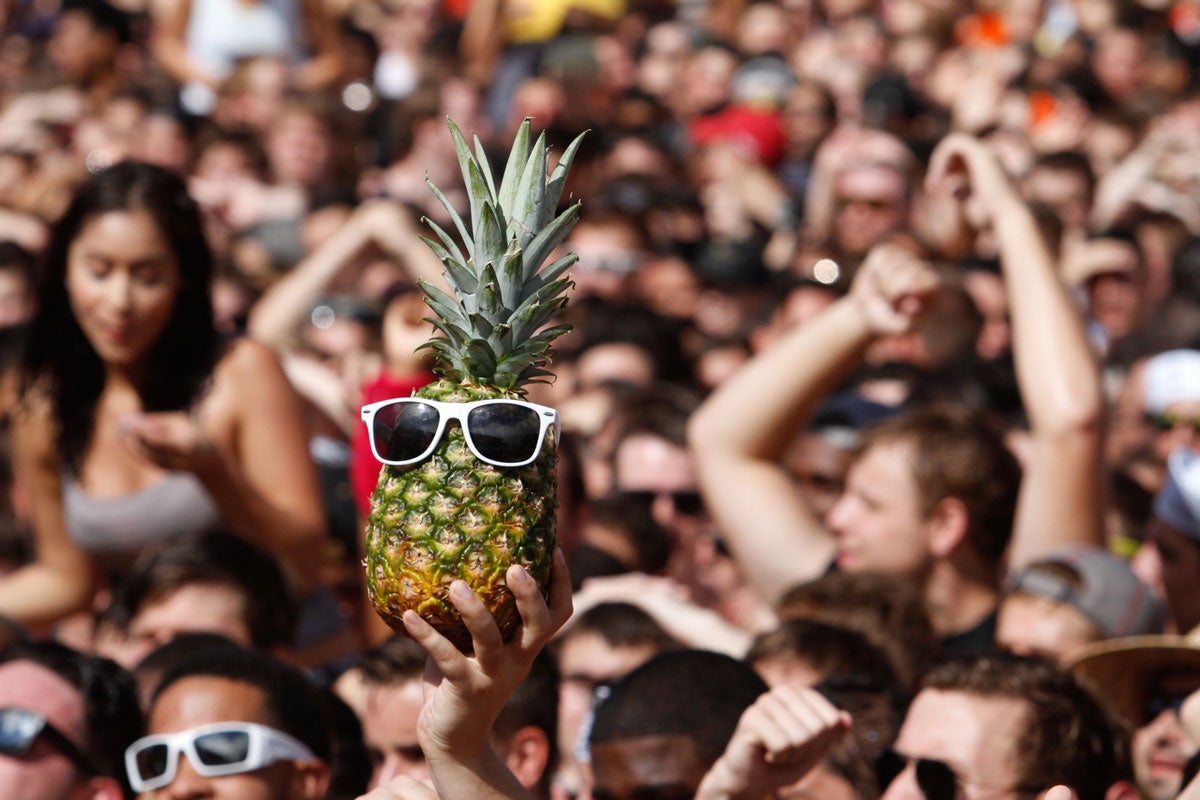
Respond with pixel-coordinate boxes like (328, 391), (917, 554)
(0, 662), (92, 800)
(995, 592), (1101, 665)
(145, 676), (320, 800)
(1134, 708), (1198, 800)
(65, 210), (182, 376)
(826, 440), (930, 575)
(590, 734), (712, 800)
(362, 680), (428, 789)
(124, 583), (254, 668)
(880, 690), (1027, 800)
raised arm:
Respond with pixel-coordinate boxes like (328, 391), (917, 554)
(927, 134), (1105, 570)
(688, 244), (940, 605)
(396, 548), (573, 800)
(695, 684), (850, 800)
(247, 199), (443, 349)
(0, 402), (97, 627)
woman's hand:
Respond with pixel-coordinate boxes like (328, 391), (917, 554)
(117, 411), (222, 475)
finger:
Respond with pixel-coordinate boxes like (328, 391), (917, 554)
(546, 547), (574, 629)
(448, 580), (505, 664)
(509, 563), (552, 650)
(403, 610), (472, 682)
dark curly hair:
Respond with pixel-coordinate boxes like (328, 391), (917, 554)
(22, 161), (221, 474)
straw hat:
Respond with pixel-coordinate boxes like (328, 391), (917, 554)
(1067, 627), (1200, 728)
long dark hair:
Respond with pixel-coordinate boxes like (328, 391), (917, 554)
(23, 161), (221, 474)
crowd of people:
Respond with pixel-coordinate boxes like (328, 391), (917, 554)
(3, 0), (1200, 798)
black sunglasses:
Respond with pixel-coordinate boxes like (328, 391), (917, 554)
(0, 706), (98, 775)
(1146, 411), (1200, 434)
(620, 490), (705, 516)
(876, 749), (958, 800)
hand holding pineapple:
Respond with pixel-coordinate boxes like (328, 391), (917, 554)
(362, 119), (585, 651)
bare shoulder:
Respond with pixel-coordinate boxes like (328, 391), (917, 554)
(11, 393), (57, 465)
(214, 338), (288, 384)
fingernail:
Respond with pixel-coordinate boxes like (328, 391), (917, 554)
(508, 565), (531, 586)
(449, 581), (472, 601)
(402, 610), (430, 633)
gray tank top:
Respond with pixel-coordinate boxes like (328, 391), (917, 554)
(63, 472), (222, 557)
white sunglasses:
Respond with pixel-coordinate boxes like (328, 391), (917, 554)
(360, 397), (559, 468)
(125, 721), (316, 792)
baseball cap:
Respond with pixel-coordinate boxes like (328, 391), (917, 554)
(1007, 545), (1164, 639)
(689, 105), (787, 167)
(1144, 349), (1200, 415)
(1153, 447), (1200, 540)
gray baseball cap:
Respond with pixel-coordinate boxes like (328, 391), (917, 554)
(1007, 545), (1164, 639)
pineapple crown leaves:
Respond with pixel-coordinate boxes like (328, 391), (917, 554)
(417, 118), (586, 390)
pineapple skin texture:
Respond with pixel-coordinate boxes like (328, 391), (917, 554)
(364, 379), (557, 651)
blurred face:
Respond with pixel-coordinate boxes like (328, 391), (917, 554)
(1149, 520), (1200, 633)
(66, 210), (182, 372)
(832, 165), (908, 256)
(1081, 239), (1144, 339)
(126, 583), (254, 667)
(590, 734), (710, 800)
(995, 593), (1101, 664)
(880, 689), (1028, 800)
(146, 676), (310, 800)
(1134, 705), (1198, 800)
(49, 11), (115, 81)
(0, 661), (91, 800)
(1150, 400), (1200, 465)
(266, 111), (330, 187)
(361, 680), (428, 788)
(612, 433), (702, 540)
(785, 432), (854, 521)
(827, 440), (930, 575)
(557, 633), (660, 772)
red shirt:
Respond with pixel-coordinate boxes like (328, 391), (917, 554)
(351, 370), (434, 519)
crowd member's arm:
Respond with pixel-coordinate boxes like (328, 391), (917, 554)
(688, 244), (941, 605)
(149, 0), (219, 90)
(695, 685), (850, 800)
(0, 402), (97, 627)
(927, 134), (1105, 569)
(120, 340), (328, 589)
(247, 199), (442, 350)
(377, 548), (572, 800)
(292, 0), (344, 91)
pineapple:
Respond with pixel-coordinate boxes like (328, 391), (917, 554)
(364, 119), (584, 650)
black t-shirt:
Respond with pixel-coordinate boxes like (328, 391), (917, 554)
(939, 608), (999, 658)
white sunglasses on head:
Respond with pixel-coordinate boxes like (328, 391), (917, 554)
(361, 397), (559, 468)
(125, 721), (316, 792)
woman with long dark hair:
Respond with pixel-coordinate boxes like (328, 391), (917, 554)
(0, 161), (325, 628)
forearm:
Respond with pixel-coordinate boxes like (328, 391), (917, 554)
(246, 221), (369, 347)
(425, 748), (535, 800)
(692, 298), (873, 460)
(192, 451), (326, 589)
(996, 194), (1101, 434)
(0, 560), (95, 629)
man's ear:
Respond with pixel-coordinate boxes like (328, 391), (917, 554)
(290, 758), (332, 800)
(926, 496), (969, 558)
(502, 725), (551, 791)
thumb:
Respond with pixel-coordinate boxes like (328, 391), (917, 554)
(1042, 786), (1079, 800)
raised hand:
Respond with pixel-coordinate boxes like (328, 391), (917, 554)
(925, 132), (1022, 231)
(403, 548), (573, 761)
(848, 243), (942, 336)
(696, 685), (851, 800)
(117, 411), (221, 474)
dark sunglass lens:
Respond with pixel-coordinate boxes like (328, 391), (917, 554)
(194, 731), (251, 767)
(467, 404), (541, 464)
(0, 708), (38, 757)
(134, 743), (171, 780)
(875, 749), (904, 790)
(915, 759), (958, 800)
(673, 491), (704, 515)
(375, 402), (441, 462)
